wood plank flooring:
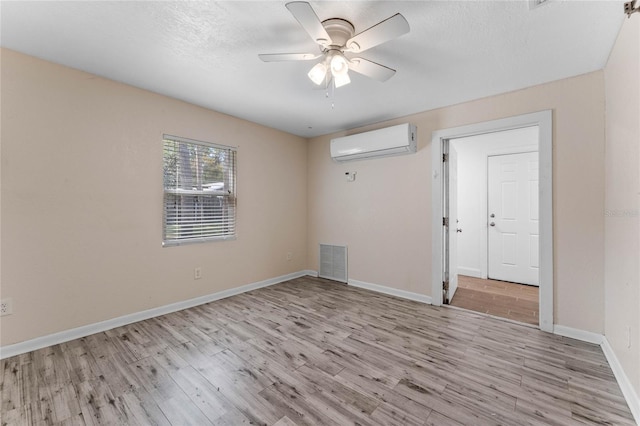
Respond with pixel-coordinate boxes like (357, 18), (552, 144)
(450, 275), (539, 325)
(1, 276), (634, 425)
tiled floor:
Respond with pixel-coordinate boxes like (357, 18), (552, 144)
(449, 275), (539, 325)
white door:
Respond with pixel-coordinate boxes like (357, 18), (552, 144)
(488, 152), (539, 286)
(448, 146), (459, 300)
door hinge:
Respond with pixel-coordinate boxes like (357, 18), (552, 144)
(443, 217), (449, 227)
(443, 153), (448, 162)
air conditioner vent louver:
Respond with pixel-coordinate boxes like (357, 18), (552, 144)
(319, 244), (348, 283)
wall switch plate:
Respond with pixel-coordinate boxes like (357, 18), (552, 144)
(194, 267), (202, 280)
(0, 298), (13, 316)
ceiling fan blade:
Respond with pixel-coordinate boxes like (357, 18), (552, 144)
(345, 14), (409, 53)
(259, 53), (321, 62)
(285, 2), (332, 47)
(349, 58), (396, 82)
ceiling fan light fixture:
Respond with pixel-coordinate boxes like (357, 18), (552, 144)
(308, 62), (327, 85)
(334, 72), (351, 88)
(330, 53), (349, 77)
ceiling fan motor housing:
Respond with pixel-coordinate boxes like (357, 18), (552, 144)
(321, 18), (355, 49)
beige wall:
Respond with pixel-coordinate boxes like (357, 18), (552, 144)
(604, 15), (640, 396)
(2, 40), (628, 348)
(308, 71), (606, 333)
(0, 49), (308, 346)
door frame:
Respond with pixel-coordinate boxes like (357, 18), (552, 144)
(431, 110), (553, 332)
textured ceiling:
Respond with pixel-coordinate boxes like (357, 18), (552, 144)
(0, 1), (624, 137)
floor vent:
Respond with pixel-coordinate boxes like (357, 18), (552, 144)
(319, 244), (348, 283)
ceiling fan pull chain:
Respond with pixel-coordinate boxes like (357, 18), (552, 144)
(328, 78), (336, 109)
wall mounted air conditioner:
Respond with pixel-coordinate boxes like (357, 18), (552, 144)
(330, 123), (417, 162)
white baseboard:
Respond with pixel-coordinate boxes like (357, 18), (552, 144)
(456, 267), (482, 278)
(348, 279), (432, 305)
(553, 325), (639, 424)
(0, 270), (310, 360)
(601, 337), (640, 425)
(303, 270), (319, 277)
(553, 325), (603, 345)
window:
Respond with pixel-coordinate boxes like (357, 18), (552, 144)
(163, 135), (237, 246)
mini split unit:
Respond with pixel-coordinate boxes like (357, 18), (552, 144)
(330, 123), (417, 162)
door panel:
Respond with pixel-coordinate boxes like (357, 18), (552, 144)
(501, 233), (517, 265)
(448, 146), (459, 301)
(488, 152), (539, 286)
(501, 181), (517, 219)
(530, 234), (539, 268)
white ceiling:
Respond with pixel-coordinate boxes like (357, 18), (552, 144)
(1, 1), (624, 138)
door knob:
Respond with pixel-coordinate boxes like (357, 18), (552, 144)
(456, 228), (463, 233)
(490, 222), (495, 227)
(490, 213), (495, 218)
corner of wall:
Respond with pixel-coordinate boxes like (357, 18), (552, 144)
(603, 11), (640, 409)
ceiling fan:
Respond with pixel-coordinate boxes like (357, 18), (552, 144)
(259, 2), (410, 88)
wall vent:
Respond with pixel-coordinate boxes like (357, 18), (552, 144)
(319, 244), (348, 283)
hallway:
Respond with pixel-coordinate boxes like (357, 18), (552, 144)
(450, 275), (539, 326)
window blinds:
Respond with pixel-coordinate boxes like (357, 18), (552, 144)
(163, 135), (237, 246)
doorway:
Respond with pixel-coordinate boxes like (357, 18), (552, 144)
(445, 128), (540, 325)
(431, 111), (553, 332)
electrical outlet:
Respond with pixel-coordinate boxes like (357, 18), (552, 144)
(286, 252), (293, 261)
(194, 267), (202, 280)
(0, 298), (13, 316)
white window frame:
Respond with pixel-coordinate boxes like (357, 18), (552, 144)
(162, 134), (237, 246)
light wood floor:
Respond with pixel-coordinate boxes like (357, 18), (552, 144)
(1, 276), (634, 425)
(450, 275), (539, 326)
